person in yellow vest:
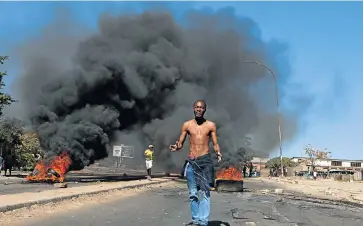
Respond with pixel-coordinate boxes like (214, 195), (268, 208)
(144, 145), (154, 180)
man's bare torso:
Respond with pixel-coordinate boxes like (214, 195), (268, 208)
(185, 119), (214, 158)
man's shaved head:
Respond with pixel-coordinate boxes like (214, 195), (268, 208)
(193, 100), (207, 109)
(193, 100), (207, 119)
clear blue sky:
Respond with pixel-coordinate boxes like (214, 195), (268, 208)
(1, 1), (362, 160)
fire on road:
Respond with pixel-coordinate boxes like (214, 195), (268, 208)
(26, 152), (71, 183)
(215, 166), (244, 192)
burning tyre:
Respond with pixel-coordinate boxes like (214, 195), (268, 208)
(215, 166), (244, 192)
(26, 151), (71, 183)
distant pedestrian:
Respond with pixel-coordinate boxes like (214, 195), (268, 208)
(242, 165), (247, 178)
(249, 162), (253, 177)
(313, 170), (317, 180)
(144, 145), (154, 180)
(4, 152), (14, 176)
(0, 155), (3, 176)
(284, 167), (287, 177)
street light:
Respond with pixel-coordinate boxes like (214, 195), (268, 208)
(243, 61), (284, 177)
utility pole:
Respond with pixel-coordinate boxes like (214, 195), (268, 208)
(243, 61), (284, 177)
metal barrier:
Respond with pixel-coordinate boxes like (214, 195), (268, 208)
(113, 144), (134, 168)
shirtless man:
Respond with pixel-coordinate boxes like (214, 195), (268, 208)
(170, 100), (222, 226)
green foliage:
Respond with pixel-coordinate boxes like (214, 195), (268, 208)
(15, 152), (37, 171)
(266, 157), (298, 170)
(0, 117), (24, 144)
(0, 117), (41, 170)
(19, 132), (40, 154)
(15, 132), (41, 170)
(0, 56), (16, 117)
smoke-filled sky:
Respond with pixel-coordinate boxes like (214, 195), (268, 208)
(1, 2), (362, 162)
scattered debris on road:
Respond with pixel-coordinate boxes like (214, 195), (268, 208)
(3, 181), (15, 185)
(54, 183), (68, 188)
(230, 208), (248, 219)
(263, 215), (277, 220)
(258, 189), (270, 194)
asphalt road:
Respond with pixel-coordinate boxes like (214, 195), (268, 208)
(21, 179), (363, 226)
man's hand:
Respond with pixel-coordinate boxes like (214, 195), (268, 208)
(169, 141), (179, 152)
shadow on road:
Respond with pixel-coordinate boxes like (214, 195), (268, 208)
(65, 174), (174, 183)
(208, 220), (230, 226)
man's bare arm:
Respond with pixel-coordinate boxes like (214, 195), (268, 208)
(170, 122), (188, 151)
(210, 122), (221, 155)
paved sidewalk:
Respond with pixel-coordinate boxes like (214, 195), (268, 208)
(0, 178), (172, 212)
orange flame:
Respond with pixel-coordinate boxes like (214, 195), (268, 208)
(216, 166), (243, 181)
(26, 151), (71, 183)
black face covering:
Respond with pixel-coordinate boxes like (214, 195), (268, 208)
(194, 116), (206, 125)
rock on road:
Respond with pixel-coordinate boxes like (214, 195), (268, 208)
(3, 180), (363, 226)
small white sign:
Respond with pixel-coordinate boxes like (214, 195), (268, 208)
(113, 146), (122, 157)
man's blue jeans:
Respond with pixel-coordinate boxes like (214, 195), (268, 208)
(186, 163), (211, 226)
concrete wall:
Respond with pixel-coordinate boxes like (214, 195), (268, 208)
(332, 174), (354, 182)
(260, 168), (270, 177)
(354, 171), (363, 181)
(286, 167), (298, 176)
(315, 160), (330, 167)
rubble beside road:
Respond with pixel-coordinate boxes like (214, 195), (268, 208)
(258, 177), (363, 204)
(0, 178), (173, 213)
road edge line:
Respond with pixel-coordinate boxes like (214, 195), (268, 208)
(0, 179), (173, 213)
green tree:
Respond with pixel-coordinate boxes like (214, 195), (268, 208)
(0, 117), (24, 144)
(15, 132), (41, 170)
(0, 117), (41, 170)
(266, 157), (298, 171)
(0, 117), (23, 169)
(0, 56), (16, 117)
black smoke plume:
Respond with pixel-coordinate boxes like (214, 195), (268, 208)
(10, 9), (303, 171)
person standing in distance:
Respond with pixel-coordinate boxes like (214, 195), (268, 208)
(144, 144), (154, 180)
(170, 100), (222, 226)
(0, 154), (3, 176)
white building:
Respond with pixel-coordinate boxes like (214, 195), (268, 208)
(291, 157), (363, 171)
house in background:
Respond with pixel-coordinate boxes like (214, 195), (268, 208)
(251, 157), (269, 171)
(290, 157), (363, 171)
